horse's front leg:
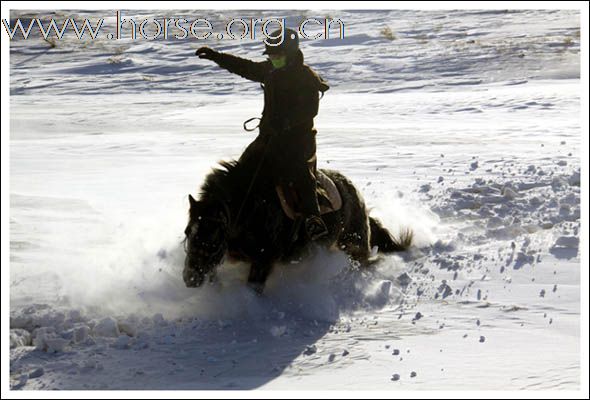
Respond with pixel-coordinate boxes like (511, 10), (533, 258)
(247, 259), (274, 295)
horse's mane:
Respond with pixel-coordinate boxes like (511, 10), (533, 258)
(199, 160), (242, 205)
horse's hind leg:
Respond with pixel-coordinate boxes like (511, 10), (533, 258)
(333, 177), (373, 268)
(344, 241), (372, 268)
(339, 223), (372, 268)
(247, 259), (274, 295)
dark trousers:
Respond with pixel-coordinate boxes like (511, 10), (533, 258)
(238, 129), (321, 218)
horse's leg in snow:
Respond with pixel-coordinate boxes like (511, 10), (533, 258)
(345, 242), (371, 268)
(339, 219), (372, 268)
(247, 259), (274, 295)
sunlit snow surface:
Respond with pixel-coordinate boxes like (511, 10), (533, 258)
(9, 9), (580, 390)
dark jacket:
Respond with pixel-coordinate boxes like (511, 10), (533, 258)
(209, 49), (329, 219)
(209, 49), (329, 141)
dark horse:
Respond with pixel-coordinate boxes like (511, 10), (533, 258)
(183, 160), (412, 293)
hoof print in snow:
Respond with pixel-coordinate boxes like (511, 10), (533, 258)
(303, 345), (317, 356)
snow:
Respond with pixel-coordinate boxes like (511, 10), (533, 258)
(92, 317), (120, 338)
(6, 8), (583, 392)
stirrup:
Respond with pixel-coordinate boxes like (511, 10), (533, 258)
(305, 216), (328, 241)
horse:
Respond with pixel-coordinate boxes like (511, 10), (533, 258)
(183, 160), (412, 293)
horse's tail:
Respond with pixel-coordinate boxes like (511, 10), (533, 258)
(369, 217), (413, 253)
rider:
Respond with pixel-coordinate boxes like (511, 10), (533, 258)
(195, 27), (330, 240)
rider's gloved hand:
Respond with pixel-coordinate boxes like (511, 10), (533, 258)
(195, 47), (217, 60)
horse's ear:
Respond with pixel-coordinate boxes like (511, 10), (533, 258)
(188, 194), (198, 209)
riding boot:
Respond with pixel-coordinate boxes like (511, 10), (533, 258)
(294, 165), (328, 241)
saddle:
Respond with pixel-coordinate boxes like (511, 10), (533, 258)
(276, 171), (342, 220)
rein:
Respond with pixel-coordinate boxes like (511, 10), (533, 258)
(232, 133), (274, 232)
(243, 117), (261, 132)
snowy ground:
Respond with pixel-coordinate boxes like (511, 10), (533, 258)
(7, 9), (583, 391)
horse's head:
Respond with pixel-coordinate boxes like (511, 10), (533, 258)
(183, 194), (229, 287)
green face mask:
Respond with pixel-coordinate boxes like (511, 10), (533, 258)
(270, 56), (287, 69)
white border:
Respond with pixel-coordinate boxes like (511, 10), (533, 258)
(0, 1), (586, 10)
(1, 1), (588, 399)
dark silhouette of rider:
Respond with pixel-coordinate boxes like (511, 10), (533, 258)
(196, 28), (330, 240)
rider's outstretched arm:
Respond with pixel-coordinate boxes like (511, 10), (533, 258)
(196, 47), (271, 83)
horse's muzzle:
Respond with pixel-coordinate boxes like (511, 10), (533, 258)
(183, 257), (206, 287)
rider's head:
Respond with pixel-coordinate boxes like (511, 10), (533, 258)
(263, 28), (299, 69)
